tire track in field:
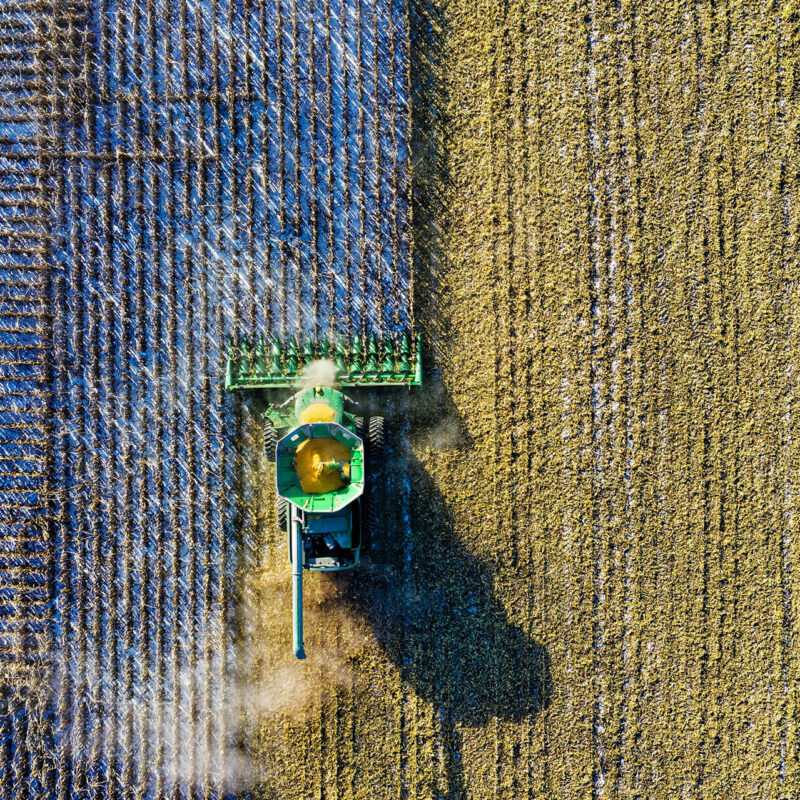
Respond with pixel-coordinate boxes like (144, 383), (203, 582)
(700, 6), (740, 791)
(525, 5), (555, 796)
(497, 1), (548, 794)
(510, 4), (548, 796)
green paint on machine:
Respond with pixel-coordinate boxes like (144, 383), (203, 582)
(224, 332), (423, 390)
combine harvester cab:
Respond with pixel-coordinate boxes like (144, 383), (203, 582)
(225, 333), (421, 659)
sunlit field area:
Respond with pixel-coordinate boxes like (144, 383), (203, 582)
(1, 1), (799, 798)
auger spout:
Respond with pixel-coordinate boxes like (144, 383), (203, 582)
(414, 333), (423, 386)
(292, 520), (306, 660)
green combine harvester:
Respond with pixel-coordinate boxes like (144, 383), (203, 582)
(226, 332), (422, 659)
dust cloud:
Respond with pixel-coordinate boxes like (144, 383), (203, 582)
(226, 553), (372, 790)
(296, 358), (339, 388)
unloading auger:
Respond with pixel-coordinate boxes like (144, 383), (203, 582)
(225, 332), (422, 659)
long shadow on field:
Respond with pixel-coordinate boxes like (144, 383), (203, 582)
(339, 430), (552, 797)
(347, 2), (553, 794)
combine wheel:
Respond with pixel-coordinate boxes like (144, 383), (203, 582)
(361, 416), (385, 552)
(368, 416), (384, 461)
(264, 424), (277, 462)
(277, 496), (288, 529)
(361, 491), (378, 552)
(354, 415), (365, 440)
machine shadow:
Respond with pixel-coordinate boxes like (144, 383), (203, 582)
(344, 445), (551, 727)
(334, 423), (551, 795)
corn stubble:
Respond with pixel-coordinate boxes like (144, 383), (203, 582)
(413, 0), (800, 797)
(2, 0), (800, 798)
(242, 0), (800, 795)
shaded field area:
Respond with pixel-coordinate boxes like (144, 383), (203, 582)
(3, 0), (800, 799)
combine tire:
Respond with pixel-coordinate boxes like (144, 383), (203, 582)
(362, 417), (384, 551)
(361, 491), (378, 551)
(277, 497), (288, 529)
(368, 416), (384, 461)
(264, 424), (277, 462)
(354, 415), (365, 440)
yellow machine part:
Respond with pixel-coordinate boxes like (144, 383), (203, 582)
(294, 436), (351, 494)
(299, 403), (336, 424)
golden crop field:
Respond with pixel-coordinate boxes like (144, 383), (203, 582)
(1, 1), (799, 799)
(235, 1), (800, 797)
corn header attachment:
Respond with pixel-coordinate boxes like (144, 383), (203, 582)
(225, 332), (422, 390)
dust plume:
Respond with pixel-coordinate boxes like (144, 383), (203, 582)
(296, 358), (339, 388)
(404, 375), (471, 450)
(234, 559), (367, 715)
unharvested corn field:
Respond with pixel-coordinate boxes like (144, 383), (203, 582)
(1, 0), (800, 798)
